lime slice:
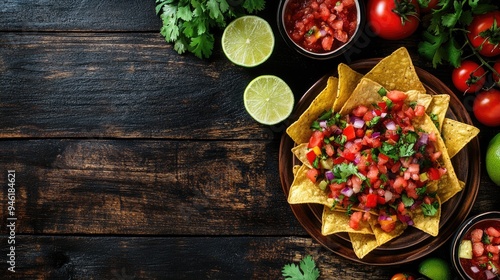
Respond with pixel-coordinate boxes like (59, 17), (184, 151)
(418, 257), (451, 280)
(243, 75), (294, 125)
(222, 15), (275, 67)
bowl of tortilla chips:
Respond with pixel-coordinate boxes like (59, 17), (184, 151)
(279, 47), (481, 264)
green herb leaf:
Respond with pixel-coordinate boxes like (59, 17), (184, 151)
(282, 255), (320, 280)
(421, 201), (439, 216)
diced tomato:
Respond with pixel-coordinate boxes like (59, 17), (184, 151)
(377, 153), (389, 166)
(386, 90), (408, 102)
(392, 176), (408, 194)
(352, 105), (369, 117)
(379, 216), (397, 232)
(349, 211), (363, 230)
(427, 167), (441, 181)
(377, 101), (388, 111)
(363, 110), (374, 121)
(333, 157), (345, 165)
(404, 106), (415, 119)
(324, 143), (335, 157)
(306, 168), (319, 183)
(365, 193), (378, 208)
(342, 151), (356, 162)
(308, 130), (324, 148)
(306, 150), (317, 164)
(342, 125), (356, 141)
(414, 104), (425, 117)
(367, 165), (379, 184)
(385, 130), (400, 142)
(355, 128), (365, 138)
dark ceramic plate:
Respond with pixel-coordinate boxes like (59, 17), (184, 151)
(278, 59), (481, 265)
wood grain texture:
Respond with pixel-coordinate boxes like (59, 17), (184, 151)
(0, 235), (440, 279)
(0, 138), (308, 235)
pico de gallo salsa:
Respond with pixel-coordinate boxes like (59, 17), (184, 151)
(304, 89), (445, 233)
(459, 220), (500, 280)
(283, 0), (358, 53)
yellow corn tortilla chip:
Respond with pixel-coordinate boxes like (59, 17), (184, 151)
(441, 118), (480, 158)
(321, 207), (374, 235)
(333, 63), (364, 112)
(406, 90), (433, 109)
(413, 114), (462, 203)
(288, 164), (334, 207)
(349, 232), (379, 259)
(286, 76), (338, 145)
(339, 78), (384, 115)
(291, 143), (312, 169)
(427, 94), (450, 131)
(364, 47), (426, 93)
(411, 196), (442, 237)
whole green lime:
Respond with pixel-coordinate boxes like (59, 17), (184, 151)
(418, 257), (451, 280)
(486, 133), (500, 186)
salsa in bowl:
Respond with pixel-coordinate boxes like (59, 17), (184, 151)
(451, 211), (500, 280)
(277, 0), (365, 59)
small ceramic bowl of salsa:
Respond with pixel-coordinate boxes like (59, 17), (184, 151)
(450, 211), (500, 280)
(277, 0), (365, 60)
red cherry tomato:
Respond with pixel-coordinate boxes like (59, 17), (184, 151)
(419, 0), (439, 13)
(467, 11), (500, 57)
(367, 0), (420, 40)
(473, 89), (500, 127)
(391, 272), (415, 280)
(451, 60), (486, 94)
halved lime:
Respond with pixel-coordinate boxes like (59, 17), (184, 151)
(243, 75), (294, 125)
(222, 15), (275, 67)
(418, 257), (451, 280)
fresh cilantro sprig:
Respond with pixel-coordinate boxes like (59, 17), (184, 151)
(155, 0), (266, 59)
(417, 0), (497, 68)
(282, 255), (320, 280)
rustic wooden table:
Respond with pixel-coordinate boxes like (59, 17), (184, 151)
(1, 0), (499, 279)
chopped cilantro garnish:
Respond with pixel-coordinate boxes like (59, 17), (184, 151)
(333, 163), (366, 183)
(282, 255), (320, 280)
(367, 116), (381, 128)
(421, 201), (439, 217)
(402, 194), (414, 207)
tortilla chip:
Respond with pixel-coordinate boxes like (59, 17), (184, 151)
(411, 196), (442, 237)
(406, 90), (433, 109)
(349, 232), (379, 259)
(427, 94), (450, 131)
(288, 164), (334, 207)
(339, 78), (384, 115)
(333, 63), (364, 112)
(441, 118), (480, 158)
(369, 216), (407, 246)
(413, 114), (462, 203)
(291, 143), (312, 169)
(364, 47), (426, 93)
(321, 207), (374, 235)
(286, 76), (338, 144)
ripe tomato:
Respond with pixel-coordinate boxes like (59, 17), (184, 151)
(391, 273), (415, 280)
(451, 60), (486, 94)
(473, 89), (500, 127)
(419, 0), (439, 13)
(467, 11), (500, 57)
(367, 0), (420, 40)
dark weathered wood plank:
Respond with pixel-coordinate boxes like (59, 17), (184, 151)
(0, 139), (306, 235)
(0, 32), (280, 139)
(0, 0), (160, 32)
(0, 235), (449, 279)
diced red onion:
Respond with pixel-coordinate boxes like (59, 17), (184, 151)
(470, 266), (480, 273)
(331, 125), (342, 135)
(384, 191), (393, 202)
(485, 270), (496, 279)
(341, 187), (354, 197)
(353, 155), (361, 164)
(319, 120), (327, 129)
(345, 141), (353, 149)
(385, 120), (396, 131)
(353, 118), (365, 128)
(325, 170), (334, 181)
(372, 132), (381, 139)
(379, 214), (389, 221)
(381, 112), (387, 118)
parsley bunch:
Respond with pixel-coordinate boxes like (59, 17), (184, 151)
(417, 0), (498, 68)
(155, 0), (266, 59)
(282, 255), (320, 280)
